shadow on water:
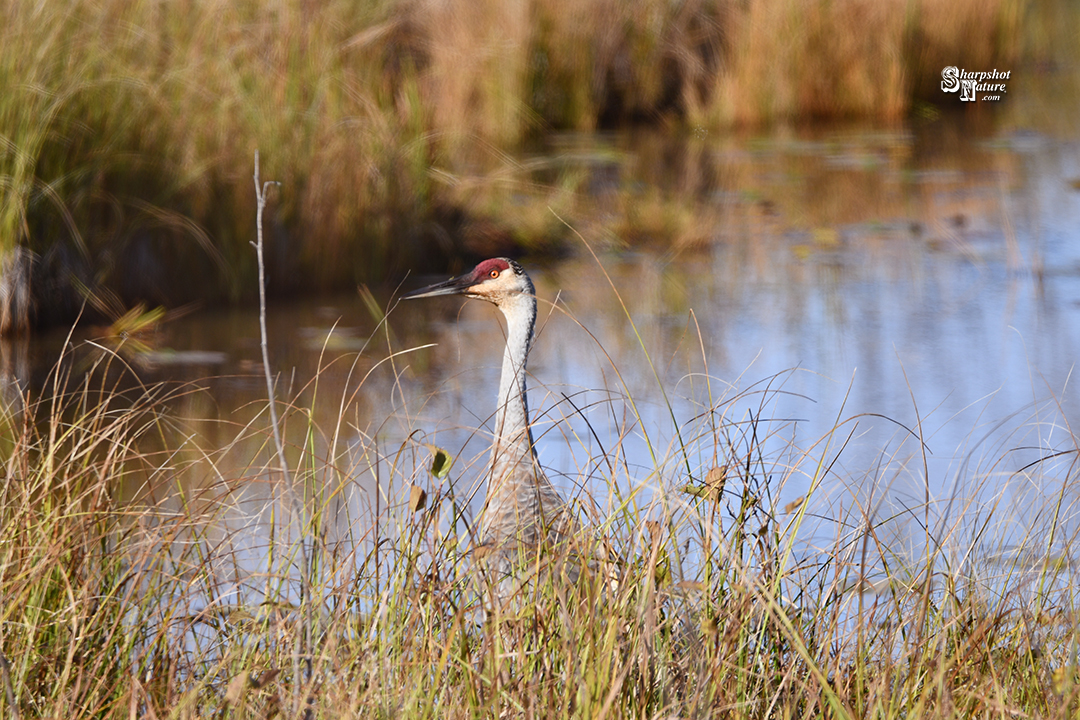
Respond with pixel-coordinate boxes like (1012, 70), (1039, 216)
(13, 114), (1080, 620)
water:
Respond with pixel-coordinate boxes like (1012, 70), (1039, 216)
(18, 117), (1080, 599)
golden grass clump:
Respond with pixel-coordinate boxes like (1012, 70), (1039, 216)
(0, 317), (1076, 717)
(0, 0), (1043, 319)
(710, 0), (1028, 126)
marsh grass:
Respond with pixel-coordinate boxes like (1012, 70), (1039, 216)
(0, 0), (1050, 315)
(1, 285), (1078, 717)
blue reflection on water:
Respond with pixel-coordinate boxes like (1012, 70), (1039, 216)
(34, 122), (1080, 618)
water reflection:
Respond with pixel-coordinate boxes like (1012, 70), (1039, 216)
(26, 118), (1080, 601)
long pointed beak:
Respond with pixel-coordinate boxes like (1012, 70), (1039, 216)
(402, 271), (476, 300)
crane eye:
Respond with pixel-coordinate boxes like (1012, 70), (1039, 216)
(489, 269), (500, 278)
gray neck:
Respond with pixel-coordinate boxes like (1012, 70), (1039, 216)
(490, 290), (538, 487)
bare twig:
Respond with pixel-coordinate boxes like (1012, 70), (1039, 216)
(252, 150), (289, 487)
(252, 151), (312, 718)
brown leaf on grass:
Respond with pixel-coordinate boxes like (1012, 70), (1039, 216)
(645, 520), (662, 545)
(225, 671), (252, 705)
(681, 465), (727, 503)
(251, 668), (281, 689)
(705, 465), (728, 488)
(472, 542), (497, 561)
(224, 668), (279, 706)
(409, 484), (427, 512)
(784, 496), (805, 514)
(674, 580), (705, 592)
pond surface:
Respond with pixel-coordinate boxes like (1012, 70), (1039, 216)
(18, 116), (1080, 591)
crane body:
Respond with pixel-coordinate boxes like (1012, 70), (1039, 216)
(404, 258), (575, 598)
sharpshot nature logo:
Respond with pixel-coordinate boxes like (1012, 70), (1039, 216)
(941, 66), (1010, 102)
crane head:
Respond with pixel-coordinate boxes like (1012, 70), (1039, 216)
(403, 258), (532, 305)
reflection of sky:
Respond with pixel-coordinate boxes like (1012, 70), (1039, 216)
(402, 130), (1075, 578)
(514, 130), (1080, 573)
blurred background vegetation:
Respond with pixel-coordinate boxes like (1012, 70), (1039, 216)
(0, 0), (1074, 331)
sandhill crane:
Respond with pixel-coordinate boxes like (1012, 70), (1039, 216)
(404, 258), (578, 601)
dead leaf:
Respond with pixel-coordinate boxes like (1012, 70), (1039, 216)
(409, 484), (427, 513)
(645, 520), (662, 545)
(680, 465), (727, 502)
(251, 668), (280, 689)
(425, 444), (453, 478)
(706, 465), (727, 487)
(225, 671), (252, 705)
(784, 496), (805, 514)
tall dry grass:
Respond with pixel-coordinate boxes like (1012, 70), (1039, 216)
(0, 0), (1047, 323)
(0, 275), (1077, 716)
(711, 0), (1027, 125)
